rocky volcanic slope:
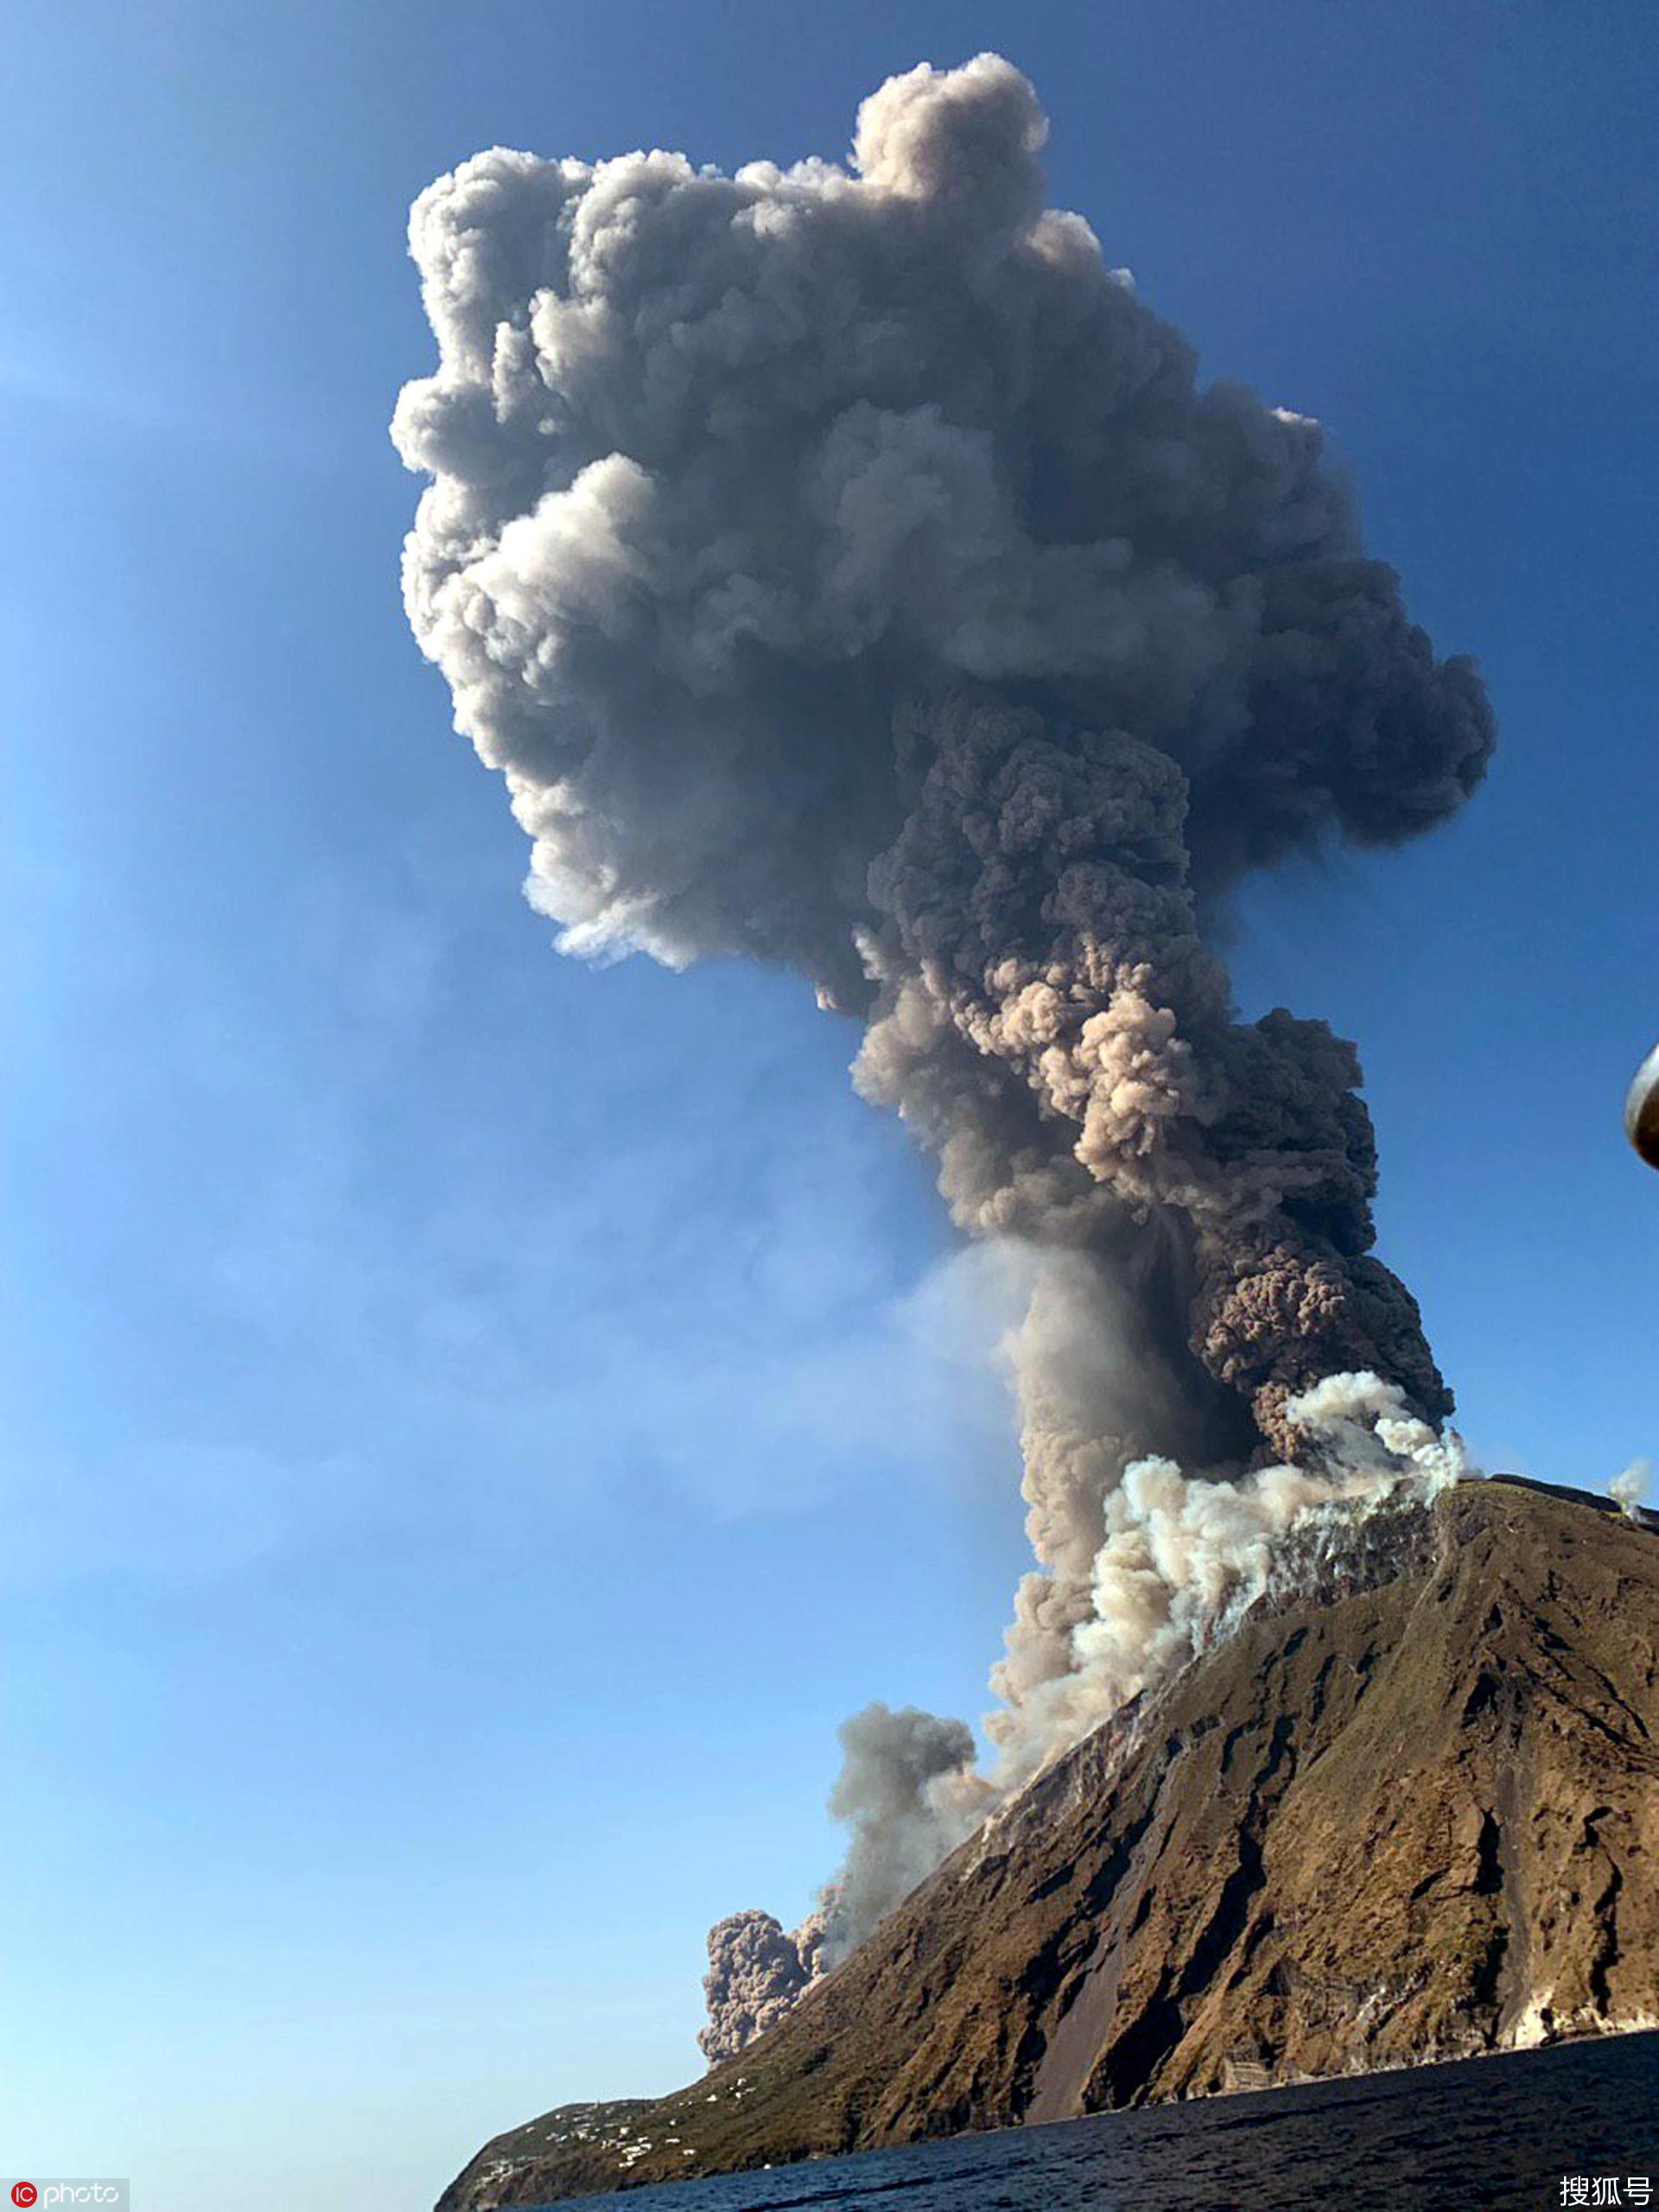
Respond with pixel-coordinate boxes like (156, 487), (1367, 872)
(438, 1478), (1659, 2209)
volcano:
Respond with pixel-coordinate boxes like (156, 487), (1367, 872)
(437, 1478), (1659, 2207)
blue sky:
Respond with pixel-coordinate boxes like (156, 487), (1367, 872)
(3, 2), (1656, 2205)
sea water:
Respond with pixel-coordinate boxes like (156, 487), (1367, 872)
(530, 2031), (1658, 2212)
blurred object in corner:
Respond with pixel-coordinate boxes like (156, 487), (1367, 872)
(1626, 1044), (1659, 1169)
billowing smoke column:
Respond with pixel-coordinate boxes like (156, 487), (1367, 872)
(823, 1702), (985, 1961)
(394, 54), (1493, 2028)
(701, 1704), (984, 2048)
(699, 1905), (828, 2066)
(702, 1700), (981, 2055)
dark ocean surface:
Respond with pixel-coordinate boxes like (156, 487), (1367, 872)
(531, 2031), (1659, 2212)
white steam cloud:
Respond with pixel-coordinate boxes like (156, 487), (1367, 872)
(1611, 1459), (1651, 1521)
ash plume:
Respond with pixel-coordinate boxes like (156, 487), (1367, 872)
(394, 53), (1493, 2039)
(699, 1908), (825, 2067)
(823, 1703), (992, 1961)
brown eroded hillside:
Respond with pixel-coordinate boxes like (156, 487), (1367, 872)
(437, 1478), (1659, 2209)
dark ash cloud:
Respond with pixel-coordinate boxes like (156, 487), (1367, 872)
(395, 52), (1493, 2041)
